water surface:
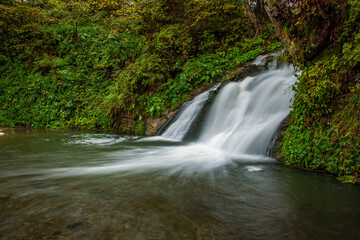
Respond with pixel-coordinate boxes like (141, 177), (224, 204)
(1, 130), (360, 240)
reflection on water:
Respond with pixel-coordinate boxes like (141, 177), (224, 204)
(1, 130), (360, 239)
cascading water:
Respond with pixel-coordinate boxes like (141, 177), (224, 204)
(198, 67), (296, 156)
(160, 83), (220, 141)
(159, 56), (296, 157)
(252, 51), (282, 70)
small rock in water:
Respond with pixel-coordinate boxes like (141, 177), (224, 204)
(0, 132), (5, 136)
(52, 231), (62, 236)
(66, 222), (87, 230)
(0, 196), (10, 202)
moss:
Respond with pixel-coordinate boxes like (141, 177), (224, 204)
(134, 120), (145, 136)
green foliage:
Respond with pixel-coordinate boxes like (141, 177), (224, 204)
(134, 120), (145, 135)
(112, 0), (167, 34)
(199, 31), (219, 53)
(131, 32), (274, 117)
(0, 3), (56, 57)
(267, 41), (284, 52)
(104, 0), (276, 124)
(179, 54), (226, 85)
(278, 1), (360, 180)
(152, 24), (193, 66)
(106, 52), (167, 117)
(337, 175), (358, 184)
(0, 1), (140, 129)
(0, 0), (277, 133)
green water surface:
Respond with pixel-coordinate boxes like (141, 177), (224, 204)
(0, 130), (359, 239)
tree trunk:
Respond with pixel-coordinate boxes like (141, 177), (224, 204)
(242, 0), (260, 38)
(261, 0), (292, 49)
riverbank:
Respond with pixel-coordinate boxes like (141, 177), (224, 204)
(273, 1), (360, 184)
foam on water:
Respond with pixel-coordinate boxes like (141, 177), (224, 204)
(245, 166), (263, 172)
(47, 144), (233, 177)
(64, 134), (133, 146)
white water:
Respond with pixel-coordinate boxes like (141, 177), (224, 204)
(252, 54), (269, 66)
(160, 83), (220, 140)
(158, 57), (297, 157)
(198, 66), (296, 155)
(252, 51), (282, 69)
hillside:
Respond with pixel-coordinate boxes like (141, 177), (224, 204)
(1, 0), (359, 183)
(0, 0), (281, 133)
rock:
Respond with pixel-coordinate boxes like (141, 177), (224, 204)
(144, 110), (177, 135)
(144, 118), (167, 136)
(66, 222), (87, 230)
(267, 116), (288, 158)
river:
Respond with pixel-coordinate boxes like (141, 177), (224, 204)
(1, 130), (360, 239)
(1, 58), (360, 239)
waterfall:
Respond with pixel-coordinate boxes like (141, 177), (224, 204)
(252, 51), (283, 70)
(160, 83), (220, 141)
(160, 55), (296, 156)
(198, 67), (296, 155)
(46, 56), (298, 177)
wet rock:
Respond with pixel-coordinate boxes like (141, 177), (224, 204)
(144, 109), (177, 136)
(144, 118), (167, 136)
(267, 116), (288, 157)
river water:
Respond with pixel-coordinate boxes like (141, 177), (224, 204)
(1, 131), (360, 240)
(1, 61), (360, 239)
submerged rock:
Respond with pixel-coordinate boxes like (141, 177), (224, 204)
(66, 222), (87, 230)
